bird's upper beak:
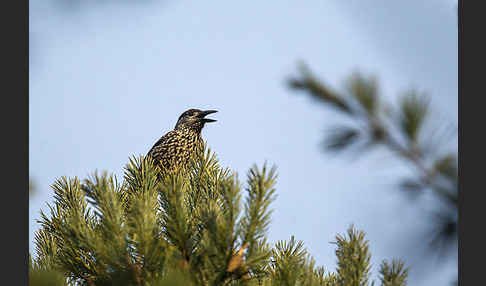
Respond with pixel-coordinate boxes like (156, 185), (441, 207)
(198, 110), (218, 123)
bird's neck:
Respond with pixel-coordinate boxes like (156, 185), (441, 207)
(175, 125), (203, 136)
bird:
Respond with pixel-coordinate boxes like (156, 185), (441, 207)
(146, 109), (218, 172)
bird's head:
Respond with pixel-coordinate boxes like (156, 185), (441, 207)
(174, 109), (218, 132)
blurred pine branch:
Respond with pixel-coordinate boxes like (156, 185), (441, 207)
(288, 63), (457, 258)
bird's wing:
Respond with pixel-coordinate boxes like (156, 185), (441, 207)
(147, 131), (170, 156)
(146, 130), (183, 158)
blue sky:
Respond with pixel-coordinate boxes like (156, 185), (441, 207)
(29, 1), (457, 284)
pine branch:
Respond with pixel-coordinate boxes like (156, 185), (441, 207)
(333, 225), (372, 286)
(241, 163), (277, 244)
(31, 142), (408, 286)
(288, 64), (457, 256)
(269, 236), (308, 286)
(378, 259), (408, 286)
(288, 63), (354, 115)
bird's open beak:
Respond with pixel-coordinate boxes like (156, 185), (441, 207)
(199, 110), (218, 123)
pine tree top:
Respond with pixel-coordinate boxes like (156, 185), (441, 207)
(31, 143), (408, 286)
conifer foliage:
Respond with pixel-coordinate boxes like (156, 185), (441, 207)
(288, 63), (457, 255)
(31, 144), (408, 286)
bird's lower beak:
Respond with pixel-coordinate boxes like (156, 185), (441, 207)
(199, 110), (218, 123)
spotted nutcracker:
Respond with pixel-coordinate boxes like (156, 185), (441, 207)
(147, 109), (217, 172)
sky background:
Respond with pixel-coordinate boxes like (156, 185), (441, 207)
(29, 0), (458, 285)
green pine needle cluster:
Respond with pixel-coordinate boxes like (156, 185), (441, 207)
(333, 226), (372, 286)
(378, 260), (408, 286)
(31, 143), (408, 286)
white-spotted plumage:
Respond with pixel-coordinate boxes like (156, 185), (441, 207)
(147, 109), (217, 171)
